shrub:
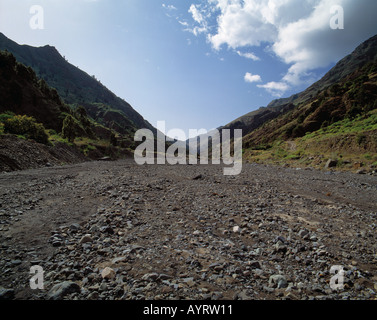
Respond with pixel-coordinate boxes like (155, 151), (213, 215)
(0, 111), (15, 123)
(3, 114), (49, 144)
(62, 114), (79, 143)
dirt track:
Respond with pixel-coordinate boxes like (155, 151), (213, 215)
(0, 160), (376, 300)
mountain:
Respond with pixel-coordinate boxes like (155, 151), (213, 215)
(0, 50), (70, 133)
(0, 49), (101, 171)
(235, 34), (377, 170)
(0, 32), (155, 134)
(222, 34), (377, 137)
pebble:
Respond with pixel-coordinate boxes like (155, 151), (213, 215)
(79, 234), (93, 244)
(101, 267), (116, 280)
(269, 275), (288, 289)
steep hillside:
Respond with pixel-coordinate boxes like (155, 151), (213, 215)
(0, 49), (137, 171)
(0, 50), (70, 133)
(222, 34), (377, 137)
(0, 32), (154, 134)
(243, 61), (377, 172)
(213, 34), (377, 172)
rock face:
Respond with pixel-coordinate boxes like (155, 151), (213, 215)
(0, 159), (377, 300)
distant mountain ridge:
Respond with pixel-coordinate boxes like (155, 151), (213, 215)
(0, 32), (154, 134)
(222, 34), (377, 136)
(234, 34), (377, 170)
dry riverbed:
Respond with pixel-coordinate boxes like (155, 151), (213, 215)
(0, 160), (377, 300)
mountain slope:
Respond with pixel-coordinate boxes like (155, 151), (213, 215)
(0, 50), (70, 133)
(0, 32), (154, 134)
(242, 55), (377, 171)
(222, 34), (377, 136)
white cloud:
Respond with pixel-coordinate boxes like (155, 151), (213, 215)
(244, 72), (262, 83)
(189, 4), (204, 24)
(162, 4), (177, 11)
(178, 20), (189, 27)
(257, 81), (290, 97)
(187, 0), (377, 95)
(187, 4), (209, 36)
(237, 50), (260, 61)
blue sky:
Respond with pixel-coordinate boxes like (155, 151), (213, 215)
(1, 0), (377, 138)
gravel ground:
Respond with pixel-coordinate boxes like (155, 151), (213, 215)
(0, 160), (376, 300)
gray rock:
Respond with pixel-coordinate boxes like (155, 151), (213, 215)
(248, 260), (261, 269)
(235, 290), (253, 300)
(142, 273), (159, 281)
(47, 281), (81, 300)
(298, 229), (310, 239)
(274, 241), (287, 253)
(70, 223), (81, 231)
(269, 275), (288, 289)
(79, 234), (93, 244)
(0, 287), (15, 300)
(100, 226), (114, 234)
(11, 259), (22, 266)
(158, 274), (172, 280)
(325, 159), (338, 168)
(111, 256), (128, 264)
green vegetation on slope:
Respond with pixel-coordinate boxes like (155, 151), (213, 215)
(242, 59), (377, 172)
(0, 32), (154, 135)
(0, 50), (136, 160)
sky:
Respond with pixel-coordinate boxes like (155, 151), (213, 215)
(1, 0), (377, 139)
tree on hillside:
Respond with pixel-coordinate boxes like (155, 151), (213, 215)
(62, 114), (78, 143)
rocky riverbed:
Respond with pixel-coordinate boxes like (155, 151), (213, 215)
(0, 160), (376, 300)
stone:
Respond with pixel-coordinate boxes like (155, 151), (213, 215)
(269, 275), (288, 289)
(248, 260), (261, 269)
(142, 273), (159, 281)
(298, 229), (310, 239)
(99, 282), (108, 292)
(325, 159), (337, 169)
(101, 267), (116, 280)
(111, 256), (128, 264)
(69, 223), (81, 231)
(236, 290), (252, 300)
(79, 234), (93, 244)
(233, 226), (241, 233)
(274, 241), (287, 253)
(47, 281), (80, 300)
(158, 274), (172, 280)
(183, 277), (195, 287)
(0, 287), (15, 300)
(100, 226), (114, 234)
(52, 240), (63, 247)
(310, 235), (318, 241)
